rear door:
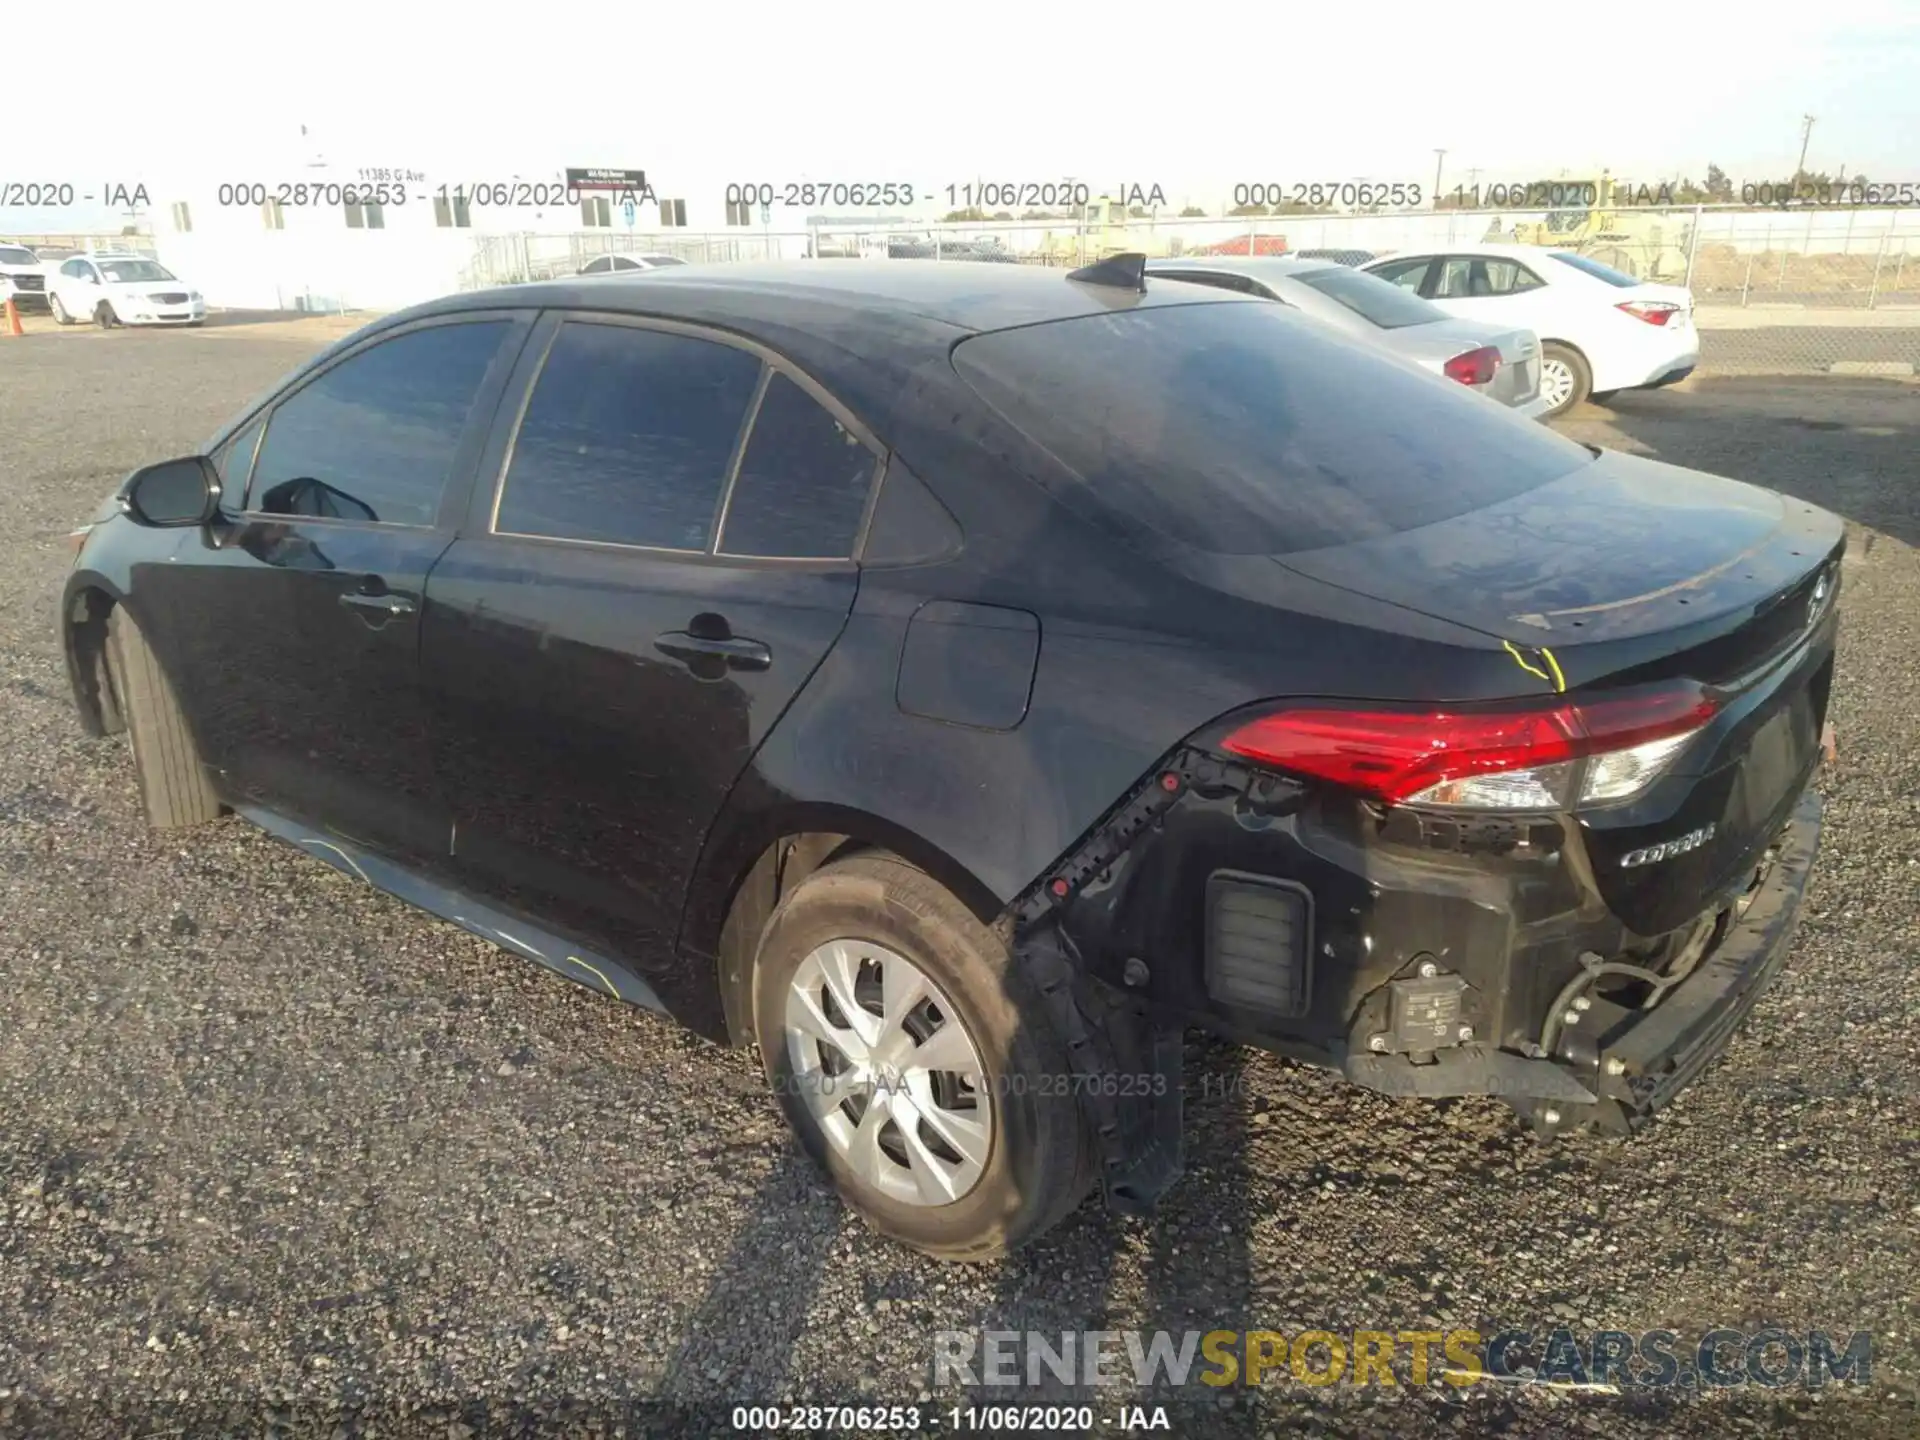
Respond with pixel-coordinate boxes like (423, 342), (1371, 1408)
(421, 314), (882, 983)
(159, 313), (530, 862)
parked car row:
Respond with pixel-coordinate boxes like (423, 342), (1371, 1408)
(1361, 244), (1698, 415)
(1143, 255), (1548, 417)
(0, 242), (207, 328)
(11, 237), (1699, 406)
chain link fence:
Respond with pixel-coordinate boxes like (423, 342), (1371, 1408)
(456, 207), (1919, 379)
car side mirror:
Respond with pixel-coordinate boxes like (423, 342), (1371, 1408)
(121, 457), (221, 528)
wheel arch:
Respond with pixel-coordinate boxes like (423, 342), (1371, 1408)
(62, 577), (130, 736)
(688, 801), (1006, 1048)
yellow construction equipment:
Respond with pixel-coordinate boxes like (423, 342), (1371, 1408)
(1497, 172), (1691, 282)
(1035, 196), (1175, 266)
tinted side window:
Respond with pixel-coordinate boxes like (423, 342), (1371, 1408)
(248, 321), (509, 524)
(210, 413), (265, 510)
(719, 373), (877, 559)
(496, 322), (762, 550)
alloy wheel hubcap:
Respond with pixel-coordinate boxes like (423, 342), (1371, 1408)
(784, 940), (992, 1207)
(1540, 358), (1574, 409)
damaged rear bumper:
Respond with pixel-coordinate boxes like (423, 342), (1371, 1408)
(1342, 786), (1823, 1132)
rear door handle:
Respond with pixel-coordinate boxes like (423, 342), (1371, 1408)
(654, 631), (771, 672)
(339, 591), (417, 617)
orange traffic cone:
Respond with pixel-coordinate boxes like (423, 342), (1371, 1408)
(3, 298), (21, 336)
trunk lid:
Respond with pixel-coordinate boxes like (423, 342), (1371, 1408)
(1274, 448), (1839, 662)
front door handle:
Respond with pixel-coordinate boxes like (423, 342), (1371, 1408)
(654, 631), (771, 672)
(339, 591), (417, 618)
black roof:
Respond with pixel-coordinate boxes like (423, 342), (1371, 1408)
(407, 259), (1245, 346)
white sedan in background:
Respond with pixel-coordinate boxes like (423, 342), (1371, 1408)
(577, 253), (689, 275)
(46, 253), (206, 328)
(1145, 254), (1548, 417)
(1363, 244), (1697, 416)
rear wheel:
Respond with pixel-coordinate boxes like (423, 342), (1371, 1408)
(1539, 342), (1592, 417)
(48, 293), (73, 325)
(105, 608), (222, 829)
(753, 852), (1096, 1260)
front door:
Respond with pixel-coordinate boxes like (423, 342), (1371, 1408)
(422, 316), (881, 998)
(159, 313), (530, 863)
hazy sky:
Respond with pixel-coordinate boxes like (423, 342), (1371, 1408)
(8, 1), (1920, 232)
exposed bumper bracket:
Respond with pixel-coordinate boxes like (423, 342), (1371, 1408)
(1593, 787), (1824, 1130)
(1340, 787), (1822, 1133)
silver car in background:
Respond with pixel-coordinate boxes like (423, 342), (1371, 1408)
(1145, 255), (1548, 418)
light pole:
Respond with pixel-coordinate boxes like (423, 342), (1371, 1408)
(1432, 149), (1447, 206)
(1796, 115), (1816, 180)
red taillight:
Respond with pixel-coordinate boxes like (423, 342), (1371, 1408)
(1617, 300), (1680, 326)
(1218, 686), (1719, 808)
(1442, 345), (1502, 386)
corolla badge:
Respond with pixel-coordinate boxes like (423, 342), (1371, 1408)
(1620, 823), (1715, 868)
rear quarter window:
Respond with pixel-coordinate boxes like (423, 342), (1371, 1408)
(951, 301), (1594, 555)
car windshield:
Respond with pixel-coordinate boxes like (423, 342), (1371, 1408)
(1548, 252), (1641, 288)
(0, 247), (36, 265)
(952, 301), (1593, 556)
(641, 255), (687, 266)
(1288, 265), (1447, 330)
(98, 260), (176, 283)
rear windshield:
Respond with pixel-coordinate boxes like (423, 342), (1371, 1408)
(951, 301), (1594, 555)
(1549, 252), (1641, 287)
(1288, 265), (1445, 330)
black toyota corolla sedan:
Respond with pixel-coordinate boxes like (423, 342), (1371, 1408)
(61, 256), (1841, 1259)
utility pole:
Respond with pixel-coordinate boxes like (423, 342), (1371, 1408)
(1796, 115), (1816, 180)
(1432, 149), (1447, 206)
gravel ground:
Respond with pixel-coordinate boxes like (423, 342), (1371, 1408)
(3, 330), (1919, 1439)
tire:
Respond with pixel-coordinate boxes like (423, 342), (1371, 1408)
(48, 293), (73, 325)
(105, 608), (222, 829)
(1538, 342), (1592, 417)
(753, 852), (1096, 1260)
